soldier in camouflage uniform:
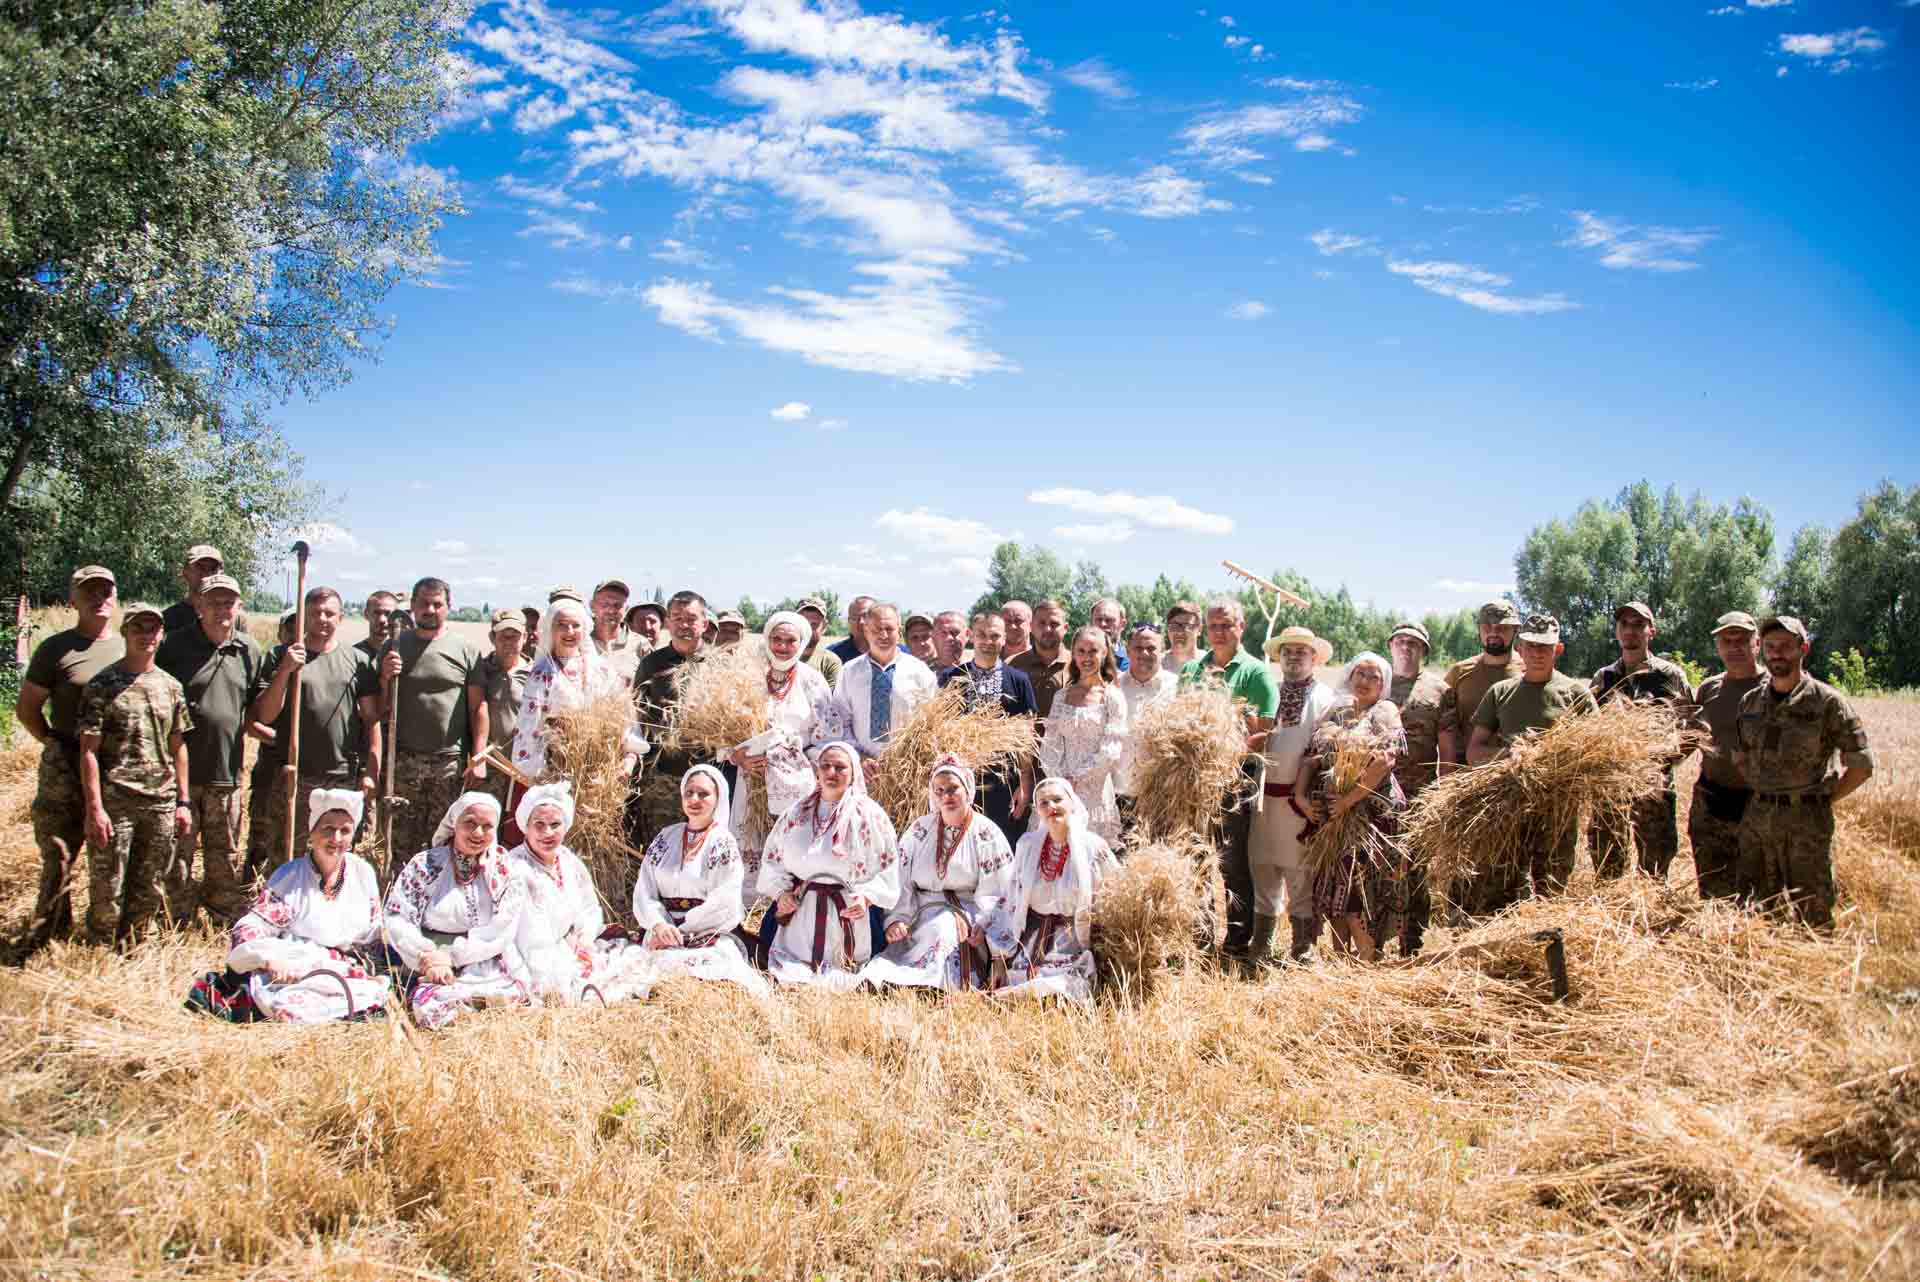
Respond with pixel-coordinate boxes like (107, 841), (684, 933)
(1589, 602), (1696, 880)
(1733, 616), (1874, 928)
(1386, 622), (1444, 954)
(16, 566), (127, 950)
(1690, 612), (1765, 899)
(1435, 601), (1523, 913)
(76, 604), (194, 947)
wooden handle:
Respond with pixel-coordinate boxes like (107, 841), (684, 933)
(1221, 560), (1310, 610)
(283, 546), (310, 867)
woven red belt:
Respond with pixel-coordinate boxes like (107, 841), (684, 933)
(802, 880), (858, 972)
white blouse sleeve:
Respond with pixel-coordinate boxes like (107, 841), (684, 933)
(631, 832), (673, 932)
(381, 852), (438, 969)
(885, 822), (926, 929)
(1086, 691), (1129, 785)
(847, 804), (902, 911)
(449, 871), (526, 969)
(757, 820), (801, 899)
(681, 834), (745, 938)
(567, 851), (605, 945)
(971, 824), (1014, 919)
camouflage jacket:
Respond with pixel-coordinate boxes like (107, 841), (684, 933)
(1389, 671), (1445, 797)
(77, 666), (194, 801)
(1734, 675), (1874, 796)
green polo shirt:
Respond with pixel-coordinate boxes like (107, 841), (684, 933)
(1180, 647), (1279, 718)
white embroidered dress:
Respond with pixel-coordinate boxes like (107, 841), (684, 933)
(986, 811), (1119, 1003)
(510, 844), (653, 1003)
(226, 853), (392, 1023)
(384, 845), (531, 1028)
(632, 822), (768, 995)
(511, 650), (624, 780)
(1037, 687), (1130, 842)
(858, 812), (1012, 991)
(732, 660), (844, 907)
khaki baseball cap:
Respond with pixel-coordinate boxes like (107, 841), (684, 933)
(71, 564), (116, 589)
(489, 608), (525, 635)
(904, 612), (934, 629)
(1477, 600), (1522, 627)
(593, 578), (630, 598)
(715, 610), (745, 627)
(1389, 622), (1430, 649)
(120, 602), (164, 628)
(1615, 601), (1654, 625)
(1518, 613), (1562, 645)
(795, 597), (828, 617)
(1759, 615), (1808, 642)
(1712, 610), (1759, 635)
(184, 544), (224, 567)
(548, 586), (585, 605)
(198, 572), (242, 597)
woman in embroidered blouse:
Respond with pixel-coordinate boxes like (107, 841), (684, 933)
(986, 777), (1118, 1002)
(724, 610), (842, 913)
(510, 781), (653, 1004)
(383, 791), (531, 1028)
(631, 764), (768, 995)
(224, 787), (392, 1022)
(758, 741), (900, 990)
(859, 756), (1013, 992)
(1036, 626), (1129, 842)
(511, 597), (627, 784)
(1296, 652), (1409, 962)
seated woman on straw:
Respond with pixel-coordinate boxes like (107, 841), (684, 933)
(726, 610), (842, 912)
(984, 777), (1118, 1002)
(1296, 652), (1408, 962)
(218, 787), (393, 1022)
(859, 755), (1013, 992)
(384, 791), (532, 1028)
(510, 781), (652, 1004)
(1036, 626), (1129, 843)
(632, 765), (769, 995)
(759, 741), (900, 990)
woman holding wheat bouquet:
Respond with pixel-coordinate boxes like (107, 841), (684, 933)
(1295, 653), (1408, 962)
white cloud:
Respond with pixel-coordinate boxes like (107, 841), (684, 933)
(644, 262), (1013, 383)
(1026, 488), (1234, 535)
(1054, 520), (1135, 544)
(1226, 300), (1269, 320)
(873, 507), (1006, 554)
(651, 238), (719, 268)
(1180, 93), (1365, 168)
(1664, 78), (1720, 91)
(1706, 5), (1741, 13)
(1777, 28), (1885, 67)
(496, 174), (600, 211)
(406, 480), (431, 492)
(469, 575), (504, 590)
(1385, 259), (1580, 316)
(433, 539), (471, 555)
(1219, 14), (1236, 27)
(1563, 210), (1715, 272)
(1776, 65), (1789, 77)
(818, 417), (849, 432)
(1431, 577), (1515, 596)
(770, 401), (811, 421)
(1746, 0), (1793, 7)
(550, 274), (643, 301)
(512, 94), (575, 133)
(1061, 57), (1134, 100)
(291, 523), (377, 558)
(518, 211), (609, 250)
(1309, 228), (1377, 256)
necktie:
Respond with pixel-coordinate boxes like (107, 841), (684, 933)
(870, 661), (895, 743)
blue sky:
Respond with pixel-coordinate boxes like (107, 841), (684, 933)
(276, 0), (1919, 619)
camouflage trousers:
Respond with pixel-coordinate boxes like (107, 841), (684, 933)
(387, 751), (468, 878)
(87, 787), (177, 947)
(1593, 785), (1680, 881)
(1736, 798), (1836, 928)
(1686, 785), (1745, 900)
(175, 784), (249, 925)
(28, 742), (85, 945)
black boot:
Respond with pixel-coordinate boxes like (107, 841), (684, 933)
(1244, 913), (1279, 975)
(1288, 915), (1320, 963)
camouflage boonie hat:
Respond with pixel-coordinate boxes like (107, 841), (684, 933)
(1712, 611), (1758, 635)
(1477, 600), (1522, 627)
(1389, 621), (1431, 650)
(1517, 613), (1561, 646)
(198, 572), (242, 597)
(120, 602), (164, 629)
(904, 612), (934, 629)
(1759, 615), (1809, 642)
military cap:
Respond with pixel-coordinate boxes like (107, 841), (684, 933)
(1389, 621), (1431, 650)
(1477, 600), (1522, 627)
(592, 578), (631, 598)
(489, 608), (525, 635)
(184, 544), (225, 567)
(548, 586), (585, 605)
(71, 564), (116, 589)
(198, 572), (242, 597)
(1517, 613), (1561, 645)
(1615, 601), (1655, 625)
(1759, 615), (1809, 642)
(715, 610), (745, 627)
(1712, 611), (1759, 635)
(795, 597), (829, 618)
(120, 602), (164, 628)
(904, 612), (934, 629)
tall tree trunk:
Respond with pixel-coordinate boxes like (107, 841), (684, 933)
(0, 395), (32, 512)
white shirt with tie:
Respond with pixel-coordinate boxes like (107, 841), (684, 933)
(829, 649), (939, 759)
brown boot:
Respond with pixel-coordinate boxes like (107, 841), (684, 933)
(1288, 915), (1320, 963)
(1243, 914), (1279, 975)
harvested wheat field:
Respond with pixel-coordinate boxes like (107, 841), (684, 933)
(0, 698), (1916, 1281)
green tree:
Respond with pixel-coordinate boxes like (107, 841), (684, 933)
(1771, 525), (1832, 671)
(1116, 573), (1207, 632)
(1417, 608), (1479, 666)
(971, 542), (1074, 621)
(1, 0), (463, 589)
(1822, 482), (1920, 688)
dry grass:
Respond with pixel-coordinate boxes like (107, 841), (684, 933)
(1406, 699), (1699, 893)
(1127, 685), (1250, 843)
(0, 695), (1917, 1280)
(540, 691), (644, 912)
(1092, 835), (1211, 998)
(1300, 724), (1403, 887)
(867, 685), (1037, 833)
(673, 641), (774, 832)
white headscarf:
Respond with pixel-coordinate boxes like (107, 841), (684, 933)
(775, 741), (868, 858)
(1030, 776), (1100, 913)
(680, 763), (734, 839)
(514, 780), (576, 837)
(927, 754), (978, 820)
(1338, 651), (1393, 700)
(433, 790), (504, 849)
(539, 597), (591, 662)
(762, 610), (809, 673)
(307, 787), (364, 832)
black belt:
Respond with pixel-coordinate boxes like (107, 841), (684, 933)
(1753, 792), (1830, 808)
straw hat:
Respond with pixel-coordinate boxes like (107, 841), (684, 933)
(1264, 625), (1333, 666)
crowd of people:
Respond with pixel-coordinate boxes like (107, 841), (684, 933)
(13, 545), (1877, 1025)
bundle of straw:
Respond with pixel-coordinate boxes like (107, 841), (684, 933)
(868, 685), (1037, 833)
(541, 691), (644, 907)
(673, 642), (775, 831)
(1300, 724), (1403, 885)
(1128, 685), (1251, 842)
(1403, 698), (1701, 893)
(1092, 835), (1212, 999)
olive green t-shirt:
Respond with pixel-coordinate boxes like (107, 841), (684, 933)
(157, 625), (264, 787)
(470, 652), (528, 752)
(1472, 671), (1598, 742)
(253, 643), (378, 781)
(381, 628), (484, 757)
(25, 628), (127, 741)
